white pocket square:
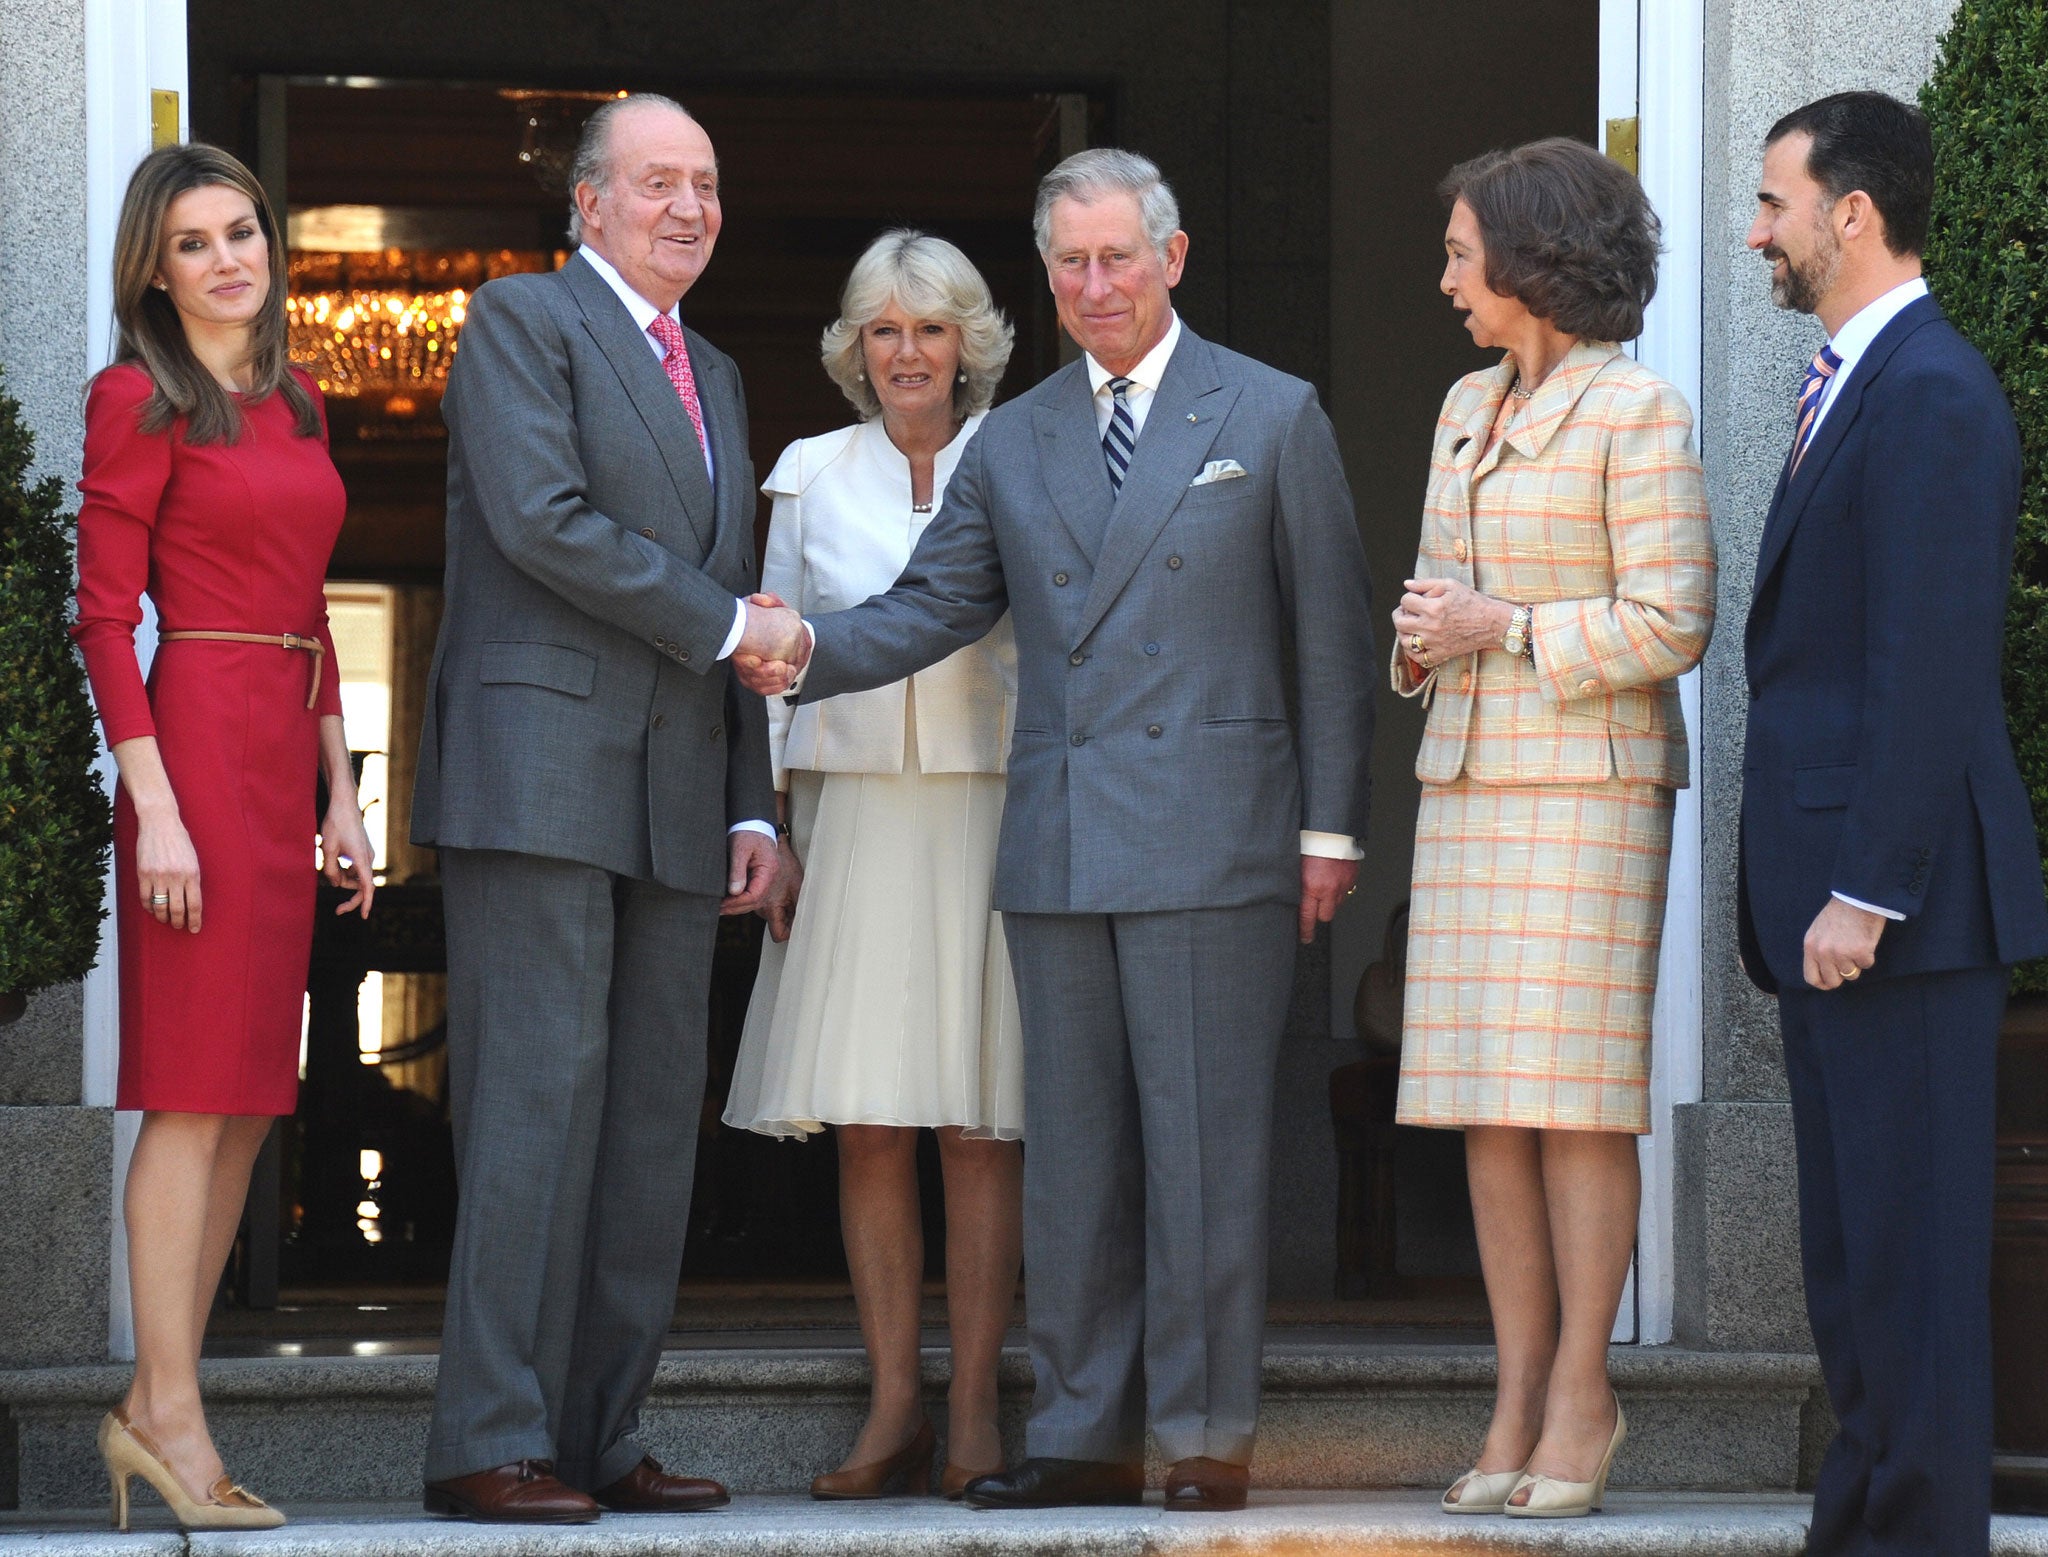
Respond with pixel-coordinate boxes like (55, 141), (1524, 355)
(1190, 459), (1248, 487)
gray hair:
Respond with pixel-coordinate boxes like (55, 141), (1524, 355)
(820, 229), (1015, 420)
(567, 92), (695, 244)
(1032, 148), (1181, 258)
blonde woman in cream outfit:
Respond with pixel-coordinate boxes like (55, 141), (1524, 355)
(726, 230), (1022, 1500)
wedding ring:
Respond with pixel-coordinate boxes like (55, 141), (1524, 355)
(1409, 633), (1425, 656)
(1840, 967), (1861, 981)
(150, 893), (169, 906)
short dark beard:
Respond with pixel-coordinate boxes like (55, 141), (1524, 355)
(1766, 227), (1842, 316)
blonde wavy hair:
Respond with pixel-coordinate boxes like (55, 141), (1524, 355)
(820, 230), (1014, 420)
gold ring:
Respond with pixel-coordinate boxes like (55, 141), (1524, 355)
(1409, 633), (1425, 656)
(150, 892), (169, 905)
(1841, 967), (1861, 981)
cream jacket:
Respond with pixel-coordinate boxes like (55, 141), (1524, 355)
(762, 416), (1017, 789)
(1393, 341), (1717, 787)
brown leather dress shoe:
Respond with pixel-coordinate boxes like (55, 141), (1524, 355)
(423, 1460), (599, 1523)
(1163, 1456), (1249, 1511)
(592, 1455), (730, 1513)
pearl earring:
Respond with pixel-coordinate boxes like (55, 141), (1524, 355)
(957, 371), (966, 383)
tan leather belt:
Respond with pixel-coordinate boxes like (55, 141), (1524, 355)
(158, 630), (324, 710)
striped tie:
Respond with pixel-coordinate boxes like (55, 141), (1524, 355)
(1790, 343), (1843, 472)
(1103, 376), (1136, 495)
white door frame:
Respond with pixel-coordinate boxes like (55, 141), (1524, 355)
(81, 0), (189, 1362)
(1602, 0), (1707, 1347)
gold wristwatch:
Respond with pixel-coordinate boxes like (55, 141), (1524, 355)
(1503, 603), (1534, 660)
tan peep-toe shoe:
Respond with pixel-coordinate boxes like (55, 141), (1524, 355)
(810, 1418), (936, 1500)
(99, 1409), (286, 1531)
(1504, 1396), (1627, 1518)
(1440, 1464), (1527, 1513)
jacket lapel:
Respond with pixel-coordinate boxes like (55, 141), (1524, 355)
(1751, 295), (1940, 602)
(561, 252), (718, 554)
(1071, 329), (1231, 650)
(1033, 361), (1115, 557)
(686, 326), (746, 555)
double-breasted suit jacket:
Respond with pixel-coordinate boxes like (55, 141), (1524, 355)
(801, 324), (1375, 914)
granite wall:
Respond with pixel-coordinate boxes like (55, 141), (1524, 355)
(0, 0), (113, 1373)
(1676, 0), (1960, 1349)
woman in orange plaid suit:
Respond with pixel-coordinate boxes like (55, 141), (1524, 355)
(1391, 140), (1716, 1520)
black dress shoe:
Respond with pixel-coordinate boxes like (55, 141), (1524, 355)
(963, 1456), (1144, 1509)
(1164, 1456), (1249, 1511)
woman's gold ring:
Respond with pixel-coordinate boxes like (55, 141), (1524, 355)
(1841, 967), (1861, 981)
(1409, 633), (1425, 656)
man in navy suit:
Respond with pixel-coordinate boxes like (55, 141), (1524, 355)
(1741, 91), (2048, 1555)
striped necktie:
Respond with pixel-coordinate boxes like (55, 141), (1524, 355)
(1103, 376), (1136, 495)
(1790, 343), (1843, 472)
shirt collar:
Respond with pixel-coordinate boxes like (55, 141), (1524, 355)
(1086, 312), (1182, 397)
(578, 243), (682, 340)
(1827, 276), (1929, 371)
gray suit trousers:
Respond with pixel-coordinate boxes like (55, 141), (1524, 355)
(424, 847), (718, 1488)
(1003, 903), (1296, 1466)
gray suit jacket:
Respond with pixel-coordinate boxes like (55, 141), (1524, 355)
(802, 325), (1375, 913)
(412, 251), (775, 894)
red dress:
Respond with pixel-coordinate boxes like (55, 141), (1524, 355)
(73, 365), (346, 1116)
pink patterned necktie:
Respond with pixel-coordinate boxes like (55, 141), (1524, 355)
(1790, 343), (1843, 473)
(646, 312), (706, 452)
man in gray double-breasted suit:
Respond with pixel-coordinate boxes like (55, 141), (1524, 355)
(739, 149), (1375, 1510)
(412, 96), (789, 1523)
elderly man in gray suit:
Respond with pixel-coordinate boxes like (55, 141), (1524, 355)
(412, 95), (794, 1523)
(738, 149), (1375, 1511)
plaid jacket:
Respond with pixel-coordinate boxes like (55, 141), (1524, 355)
(1394, 341), (1716, 787)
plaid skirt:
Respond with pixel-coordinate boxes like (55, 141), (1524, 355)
(1395, 776), (1675, 1134)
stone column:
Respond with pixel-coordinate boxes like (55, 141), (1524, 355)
(1676, 0), (1959, 1349)
(0, 0), (189, 1372)
(0, 0), (114, 1372)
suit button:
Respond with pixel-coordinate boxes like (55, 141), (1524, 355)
(1147, 724), (1163, 738)
(654, 636), (668, 648)
(1145, 643), (1159, 655)
(1070, 734), (1086, 746)
(1453, 539), (1469, 562)
(1053, 571), (1070, 586)
(640, 527), (656, 539)
(679, 649), (691, 662)
(1166, 555), (1183, 570)
(1070, 652), (1086, 666)
(653, 714), (666, 730)
(1579, 678), (1599, 694)
(710, 724), (723, 741)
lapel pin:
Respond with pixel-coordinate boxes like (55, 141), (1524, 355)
(1186, 412), (1197, 423)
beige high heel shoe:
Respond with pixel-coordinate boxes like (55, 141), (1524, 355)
(1504, 1396), (1626, 1518)
(99, 1409), (286, 1531)
(1440, 1465), (1527, 1513)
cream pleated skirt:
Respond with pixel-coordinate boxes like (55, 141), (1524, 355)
(724, 698), (1024, 1142)
(1395, 776), (1675, 1134)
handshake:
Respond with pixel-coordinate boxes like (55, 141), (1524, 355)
(733, 594), (810, 696)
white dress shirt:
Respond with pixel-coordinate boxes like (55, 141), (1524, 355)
(577, 244), (769, 840)
(1812, 275), (1929, 923)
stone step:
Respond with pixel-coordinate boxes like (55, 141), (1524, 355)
(3, 1494), (2047, 1557)
(1, 1342), (1826, 1512)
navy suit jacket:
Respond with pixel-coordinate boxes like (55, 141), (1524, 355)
(1739, 293), (2048, 993)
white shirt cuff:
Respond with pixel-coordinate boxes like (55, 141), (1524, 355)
(782, 620), (819, 699)
(716, 598), (748, 661)
(729, 819), (776, 840)
(1832, 890), (1905, 922)
(1301, 830), (1363, 861)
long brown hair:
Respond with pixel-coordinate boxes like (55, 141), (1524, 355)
(106, 143), (317, 445)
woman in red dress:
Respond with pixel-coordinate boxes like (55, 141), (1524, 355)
(73, 144), (374, 1531)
